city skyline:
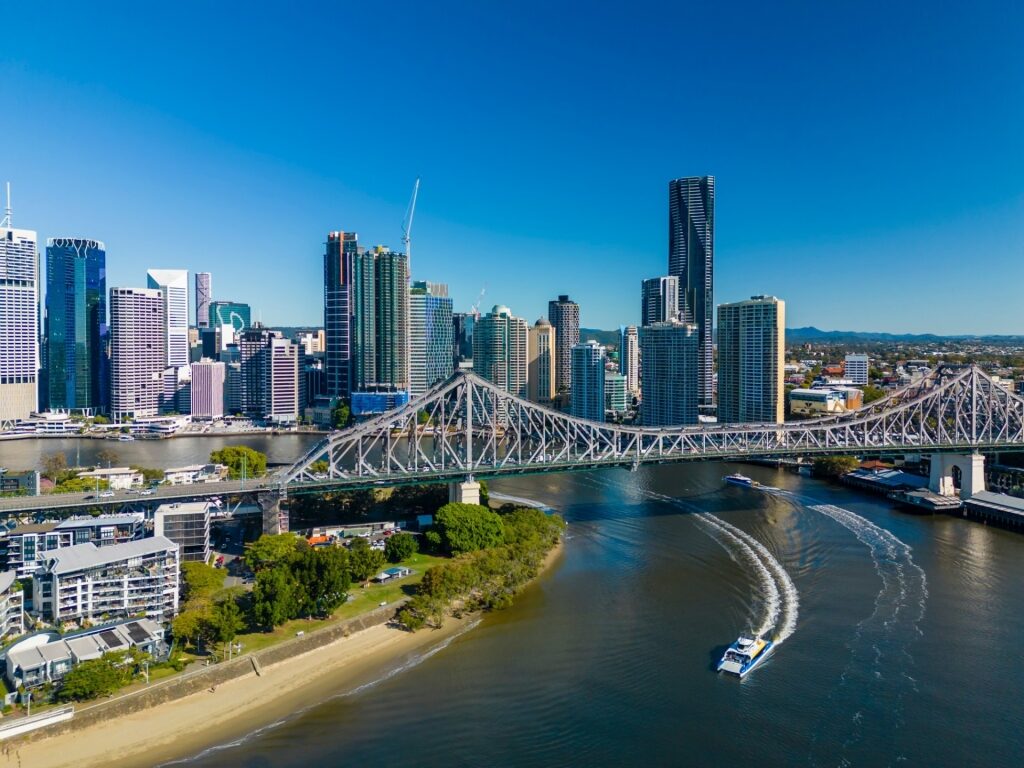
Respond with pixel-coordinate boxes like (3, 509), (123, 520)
(2, 4), (1021, 334)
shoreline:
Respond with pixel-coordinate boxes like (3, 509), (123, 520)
(13, 537), (566, 768)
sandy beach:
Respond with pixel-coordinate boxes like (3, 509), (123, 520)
(13, 538), (564, 768)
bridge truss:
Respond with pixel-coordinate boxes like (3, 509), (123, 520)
(282, 365), (1024, 491)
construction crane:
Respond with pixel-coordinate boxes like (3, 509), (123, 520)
(470, 285), (487, 315)
(401, 177), (420, 262)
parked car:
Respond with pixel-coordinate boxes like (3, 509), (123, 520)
(140, 489), (154, 496)
(99, 490), (115, 498)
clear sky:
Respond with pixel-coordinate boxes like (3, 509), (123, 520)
(3, 1), (1022, 333)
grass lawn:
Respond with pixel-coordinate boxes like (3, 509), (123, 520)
(230, 551), (447, 655)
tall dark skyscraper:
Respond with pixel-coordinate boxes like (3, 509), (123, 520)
(641, 276), (679, 327)
(45, 238), (109, 413)
(324, 231), (358, 399)
(353, 246), (409, 392)
(547, 294), (579, 392)
(668, 175), (714, 407)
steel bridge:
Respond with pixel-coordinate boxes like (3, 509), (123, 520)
(281, 364), (1024, 493)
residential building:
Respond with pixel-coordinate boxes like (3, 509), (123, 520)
(238, 324), (272, 418)
(75, 467), (144, 491)
(527, 318), (557, 403)
(571, 340), (606, 421)
(641, 276), (679, 326)
(639, 321), (700, 426)
(324, 231), (358, 398)
(547, 295), (580, 392)
(154, 502), (211, 563)
(0, 570), (24, 638)
(267, 336), (299, 424)
(0, 194), (39, 425)
(110, 287), (166, 420)
(32, 537), (180, 623)
(53, 514), (145, 547)
(409, 281), (454, 399)
(44, 238), (109, 414)
(668, 175), (714, 407)
(620, 326), (639, 397)
(473, 305), (529, 398)
(191, 358), (226, 419)
(717, 295), (785, 424)
(845, 353), (869, 386)
(195, 272), (212, 329)
(163, 463), (228, 485)
(353, 246), (410, 394)
(605, 372), (629, 415)
(1, 523), (58, 579)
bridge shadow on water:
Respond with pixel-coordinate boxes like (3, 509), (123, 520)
(558, 485), (768, 525)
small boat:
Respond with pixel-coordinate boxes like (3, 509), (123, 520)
(724, 473), (760, 488)
(717, 636), (774, 677)
(118, 434), (135, 442)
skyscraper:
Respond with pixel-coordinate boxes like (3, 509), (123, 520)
(195, 272), (212, 329)
(473, 305), (528, 399)
(527, 318), (556, 403)
(605, 372), (629, 414)
(45, 238), (109, 413)
(267, 337), (299, 424)
(238, 324), (272, 419)
(190, 359), (225, 419)
(639, 321), (700, 426)
(570, 340), (606, 421)
(409, 281), (454, 399)
(0, 189), (39, 424)
(547, 294), (579, 392)
(453, 312), (476, 368)
(353, 246), (409, 393)
(641, 276), (679, 326)
(619, 325), (639, 398)
(109, 287), (165, 420)
(324, 231), (357, 398)
(717, 296), (785, 424)
(844, 353), (869, 386)
(146, 269), (189, 368)
(207, 300), (251, 352)
(668, 176), (714, 407)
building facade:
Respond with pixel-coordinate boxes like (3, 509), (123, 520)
(605, 371), (629, 414)
(154, 502), (211, 563)
(191, 358), (226, 419)
(195, 272), (212, 329)
(717, 295), (785, 424)
(353, 247), (410, 394)
(547, 295), (580, 392)
(527, 318), (556, 403)
(110, 287), (166, 420)
(45, 238), (109, 413)
(0, 571), (24, 639)
(324, 231), (358, 398)
(409, 281), (454, 399)
(641, 276), (679, 326)
(0, 208), (38, 424)
(473, 305), (528, 398)
(267, 336), (299, 423)
(668, 176), (714, 407)
(639, 321), (700, 426)
(238, 324), (272, 419)
(845, 353), (869, 386)
(620, 325), (640, 398)
(453, 312), (476, 368)
(570, 340), (606, 421)
(146, 269), (190, 369)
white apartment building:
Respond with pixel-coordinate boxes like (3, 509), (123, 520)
(0, 570), (25, 638)
(2, 514), (145, 579)
(620, 325), (640, 398)
(845, 353), (869, 386)
(32, 537), (180, 623)
(0, 201), (39, 426)
(191, 358), (226, 419)
(75, 466), (144, 490)
(267, 337), (299, 424)
(717, 295), (786, 424)
(147, 269), (190, 367)
(110, 287), (166, 420)
(162, 463), (228, 485)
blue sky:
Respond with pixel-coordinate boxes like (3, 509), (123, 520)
(3, 1), (1022, 333)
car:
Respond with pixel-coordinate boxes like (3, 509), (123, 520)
(99, 491), (115, 498)
(140, 489), (154, 496)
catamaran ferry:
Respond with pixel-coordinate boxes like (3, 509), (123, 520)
(724, 473), (761, 488)
(716, 636), (774, 677)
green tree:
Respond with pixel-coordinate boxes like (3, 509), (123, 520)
(862, 385), (887, 404)
(132, 466), (165, 484)
(347, 537), (386, 581)
(41, 451), (68, 480)
(244, 534), (303, 572)
(210, 446), (267, 479)
(96, 448), (120, 467)
(57, 657), (127, 701)
(384, 532), (418, 563)
(812, 455), (860, 479)
(478, 480), (490, 507)
(209, 598), (246, 646)
(332, 401), (351, 429)
(181, 561), (225, 601)
(171, 608), (211, 651)
(53, 477), (109, 494)
(434, 502), (504, 555)
(293, 547), (351, 616)
(252, 565), (299, 629)
(310, 459), (329, 474)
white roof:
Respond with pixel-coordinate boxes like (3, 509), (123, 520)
(0, 570), (17, 594)
(55, 514), (143, 530)
(155, 501), (210, 515)
(46, 536), (178, 575)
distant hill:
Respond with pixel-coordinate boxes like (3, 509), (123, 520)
(580, 328), (622, 348)
(786, 327), (1024, 344)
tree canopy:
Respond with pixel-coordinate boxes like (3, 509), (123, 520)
(812, 455), (860, 479)
(210, 446), (267, 479)
(347, 537), (386, 581)
(433, 503), (504, 555)
(243, 533), (304, 572)
(385, 532), (418, 563)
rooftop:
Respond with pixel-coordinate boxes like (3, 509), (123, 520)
(55, 513), (144, 530)
(0, 570), (17, 594)
(155, 501), (211, 515)
(9, 522), (58, 535)
(45, 536), (178, 575)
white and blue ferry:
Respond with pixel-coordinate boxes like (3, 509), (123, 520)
(724, 473), (761, 489)
(716, 636), (774, 677)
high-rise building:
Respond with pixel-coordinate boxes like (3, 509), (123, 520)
(147, 269), (190, 368)
(639, 321), (700, 426)
(324, 231), (358, 398)
(548, 295), (580, 392)
(527, 318), (556, 403)
(190, 359), (225, 419)
(453, 312), (476, 368)
(668, 176), (714, 407)
(473, 305), (528, 398)
(208, 300), (251, 335)
(154, 502), (211, 563)
(238, 324), (272, 419)
(109, 287), (166, 420)
(409, 281), (454, 399)
(845, 353), (869, 386)
(221, 344), (242, 415)
(267, 337), (299, 424)
(45, 238), (109, 413)
(716, 295), (785, 424)
(605, 372), (629, 414)
(571, 340), (606, 421)
(353, 246), (409, 393)
(0, 190), (39, 424)
(620, 326), (640, 398)
(641, 276), (679, 326)
(195, 272), (212, 329)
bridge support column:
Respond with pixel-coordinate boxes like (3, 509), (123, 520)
(449, 480), (481, 506)
(258, 491), (289, 535)
(929, 453), (986, 500)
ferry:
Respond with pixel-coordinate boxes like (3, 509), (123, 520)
(724, 473), (761, 488)
(716, 636), (774, 677)
(118, 434), (136, 442)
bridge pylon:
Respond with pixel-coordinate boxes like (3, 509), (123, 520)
(929, 452), (986, 500)
(449, 479), (481, 506)
(257, 490), (289, 535)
